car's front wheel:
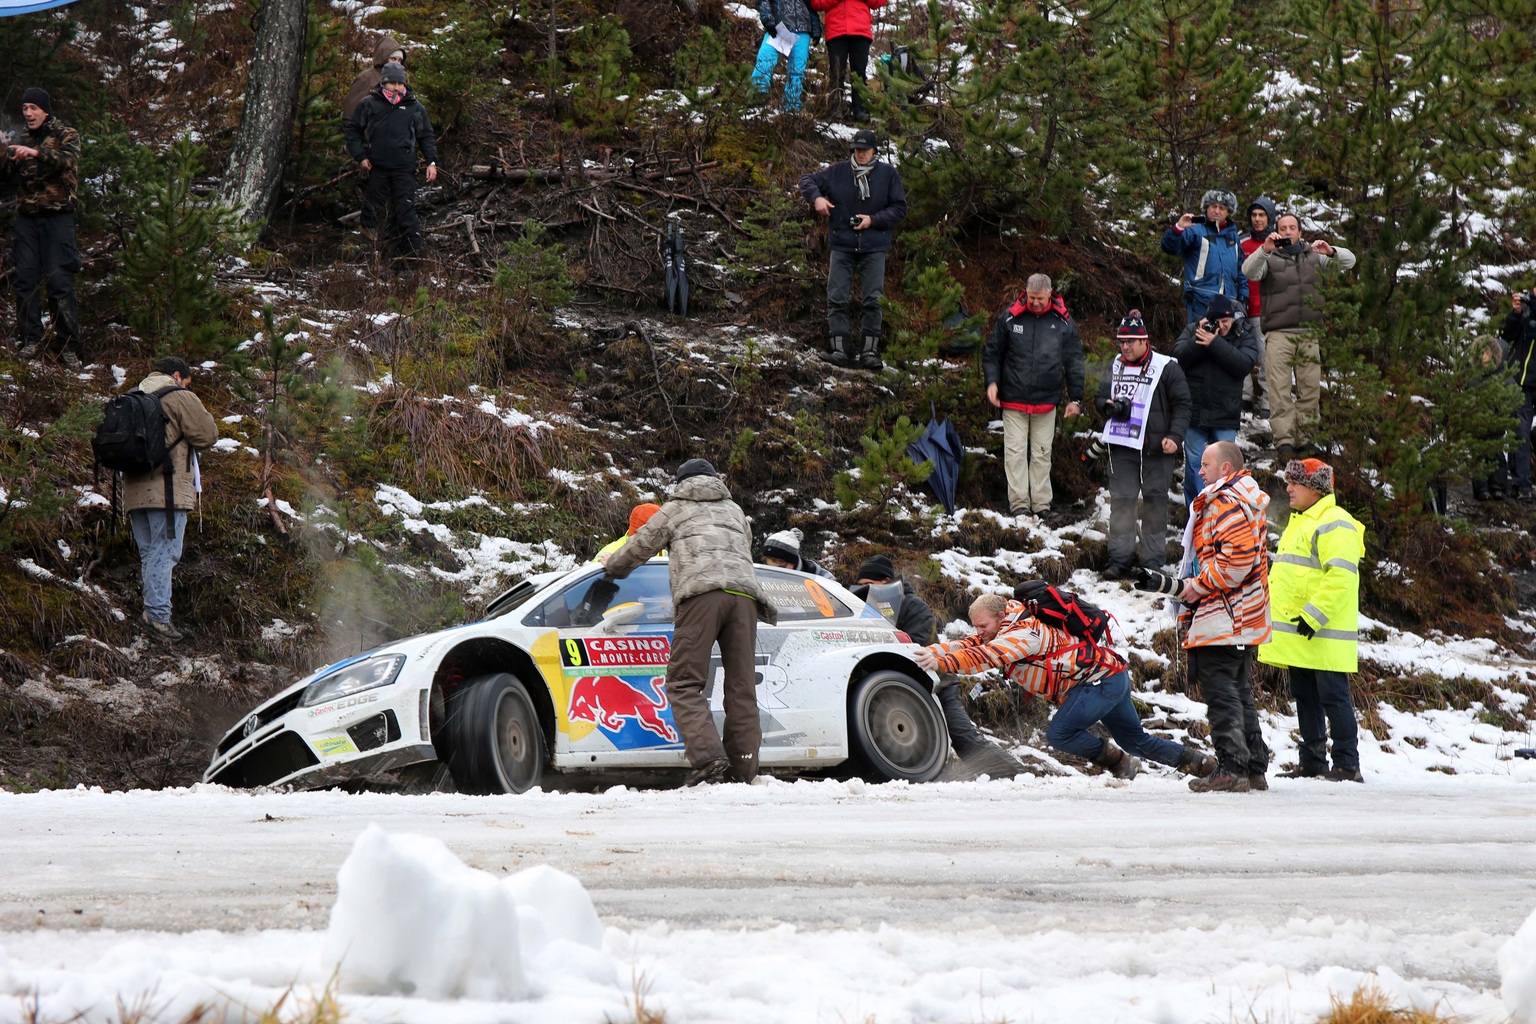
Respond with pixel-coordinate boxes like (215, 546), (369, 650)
(442, 672), (547, 794)
(848, 670), (949, 783)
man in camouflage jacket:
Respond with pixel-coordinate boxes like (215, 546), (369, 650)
(1, 88), (81, 367)
(602, 459), (776, 786)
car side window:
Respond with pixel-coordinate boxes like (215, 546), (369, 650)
(524, 564), (675, 628)
(754, 567), (854, 621)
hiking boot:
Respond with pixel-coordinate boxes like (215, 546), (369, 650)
(1324, 767), (1364, 783)
(1176, 746), (1217, 778)
(1276, 444), (1296, 465)
(60, 349), (83, 372)
(1277, 767), (1324, 779)
(1090, 740), (1140, 780)
(856, 334), (883, 370)
(1101, 564), (1132, 581)
(17, 340), (40, 360)
(1473, 482), (1491, 501)
(1248, 773), (1269, 791)
(683, 757), (731, 787)
(819, 334), (853, 368)
(141, 610), (184, 643)
(1188, 772), (1250, 793)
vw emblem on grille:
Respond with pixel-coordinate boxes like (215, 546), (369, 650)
(241, 714), (261, 738)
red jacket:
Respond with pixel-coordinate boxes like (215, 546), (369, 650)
(810, 0), (886, 40)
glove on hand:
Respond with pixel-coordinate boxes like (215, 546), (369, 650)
(1291, 615), (1316, 639)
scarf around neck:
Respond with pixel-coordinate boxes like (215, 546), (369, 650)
(851, 156), (872, 201)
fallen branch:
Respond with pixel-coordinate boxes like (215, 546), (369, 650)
(466, 160), (720, 183)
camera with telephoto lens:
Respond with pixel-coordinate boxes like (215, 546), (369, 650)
(1105, 397), (1132, 421)
(1133, 568), (1183, 595)
(1081, 437), (1109, 463)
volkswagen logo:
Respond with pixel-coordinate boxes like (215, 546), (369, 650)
(241, 714), (261, 738)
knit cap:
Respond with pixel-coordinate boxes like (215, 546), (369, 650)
(1284, 458), (1333, 495)
(627, 503), (661, 535)
(1117, 310), (1148, 341)
(762, 529), (804, 563)
(856, 554), (895, 582)
(20, 88), (50, 114)
(674, 458), (716, 482)
(380, 62), (407, 84)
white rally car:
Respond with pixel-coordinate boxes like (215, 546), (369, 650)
(205, 560), (950, 792)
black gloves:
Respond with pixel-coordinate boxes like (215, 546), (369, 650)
(1291, 615), (1316, 639)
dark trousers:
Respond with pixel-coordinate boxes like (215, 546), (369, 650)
(1046, 671), (1186, 765)
(1513, 387), (1536, 490)
(665, 590), (761, 780)
(1288, 667), (1359, 773)
(361, 166), (424, 257)
(937, 682), (997, 759)
(1189, 645), (1269, 776)
(827, 35), (872, 114)
(827, 249), (885, 340)
(13, 211), (80, 353)
(1106, 445), (1176, 571)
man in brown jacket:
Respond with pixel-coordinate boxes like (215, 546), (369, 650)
(601, 459), (776, 786)
(341, 35), (405, 120)
(122, 357), (218, 642)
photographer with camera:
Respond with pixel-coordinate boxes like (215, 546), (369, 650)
(983, 273), (1085, 517)
(799, 129), (908, 371)
(1160, 188), (1248, 324)
(1499, 285), (1536, 501)
(1241, 213), (1357, 462)
(1137, 441), (1273, 793)
(1094, 311), (1191, 581)
(1173, 294), (1259, 508)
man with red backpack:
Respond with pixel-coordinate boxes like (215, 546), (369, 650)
(913, 590), (1216, 780)
(811, 0), (886, 122)
(117, 357), (218, 642)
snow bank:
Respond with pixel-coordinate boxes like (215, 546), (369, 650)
(323, 825), (614, 1002)
(1502, 904), (1536, 1022)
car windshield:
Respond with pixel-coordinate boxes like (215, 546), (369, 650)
(524, 564), (675, 628)
(753, 568), (856, 621)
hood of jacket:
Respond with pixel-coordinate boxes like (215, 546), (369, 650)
(1008, 292), (1071, 320)
(1212, 469), (1269, 516)
(372, 35), (404, 68)
(669, 473), (732, 503)
(138, 371), (177, 393)
(1246, 197), (1278, 239)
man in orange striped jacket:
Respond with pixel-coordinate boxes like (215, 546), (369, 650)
(913, 594), (1215, 779)
(1177, 440), (1273, 793)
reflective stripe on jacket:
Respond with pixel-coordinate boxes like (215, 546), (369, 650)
(1258, 493), (1365, 672)
(1180, 471), (1271, 648)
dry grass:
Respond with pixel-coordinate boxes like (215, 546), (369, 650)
(366, 386), (550, 496)
(1313, 983), (1463, 1023)
(14, 975), (346, 1024)
(608, 968), (668, 1024)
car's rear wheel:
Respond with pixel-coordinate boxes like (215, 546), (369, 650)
(848, 670), (949, 783)
(443, 672), (546, 794)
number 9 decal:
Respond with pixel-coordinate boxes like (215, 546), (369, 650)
(565, 638), (581, 663)
(804, 580), (836, 618)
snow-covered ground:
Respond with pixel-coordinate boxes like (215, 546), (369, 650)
(4, 764), (1536, 1024)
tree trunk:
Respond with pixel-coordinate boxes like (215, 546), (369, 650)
(219, 0), (308, 224)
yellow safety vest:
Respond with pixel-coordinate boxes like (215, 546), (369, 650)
(1258, 493), (1365, 672)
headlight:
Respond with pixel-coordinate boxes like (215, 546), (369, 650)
(302, 654), (407, 707)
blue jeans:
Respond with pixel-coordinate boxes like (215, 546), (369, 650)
(130, 509), (188, 623)
(751, 33), (810, 111)
(1288, 667), (1359, 773)
(1046, 671), (1185, 766)
(1183, 425), (1239, 507)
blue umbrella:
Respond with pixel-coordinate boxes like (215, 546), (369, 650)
(905, 403), (963, 513)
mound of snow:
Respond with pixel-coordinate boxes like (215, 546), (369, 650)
(1501, 904), (1536, 1023)
(323, 825), (614, 1001)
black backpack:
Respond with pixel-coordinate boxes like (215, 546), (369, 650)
(92, 385), (186, 536)
(1013, 580), (1114, 647)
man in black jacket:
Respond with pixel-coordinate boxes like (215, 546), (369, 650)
(1501, 286), (1536, 500)
(1172, 293), (1259, 507)
(798, 129), (908, 370)
(1094, 311), (1192, 579)
(982, 274), (1085, 516)
(344, 62), (438, 259)
(852, 554), (1025, 777)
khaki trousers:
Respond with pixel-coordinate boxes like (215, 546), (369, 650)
(1264, 328), (1320, 448)
(1002, 407), (1057, 513)
(665, 589), (761, 780)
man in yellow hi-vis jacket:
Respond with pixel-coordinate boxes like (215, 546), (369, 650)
(1259, 458), (1367, 782)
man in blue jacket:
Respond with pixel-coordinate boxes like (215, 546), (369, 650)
(1161, 189), (1248, 324)
(798, 129), (908, 370)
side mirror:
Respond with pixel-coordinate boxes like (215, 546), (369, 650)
(597, 601), (644, 632)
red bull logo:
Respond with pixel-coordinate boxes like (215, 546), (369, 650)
(568, 675), (679, 742)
